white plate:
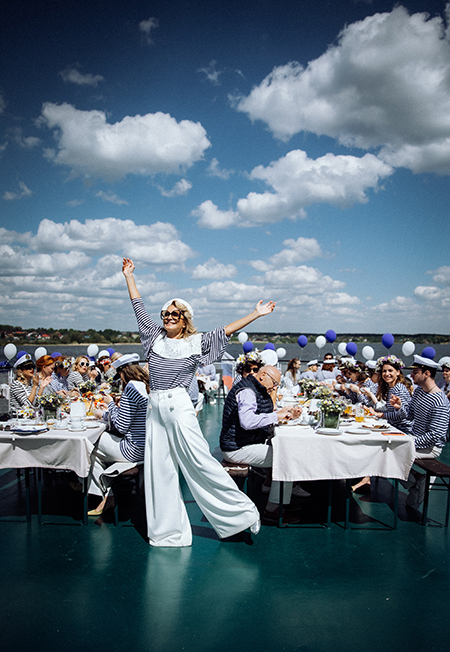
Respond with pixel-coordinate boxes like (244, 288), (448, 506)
(86, 422), (99, 429)
(345, 427), (373, 434)
(85, 416), (97, 421)
(316, 427), (342, 435)
(68, 426), (87, 432)
(13, 425), (48, 435)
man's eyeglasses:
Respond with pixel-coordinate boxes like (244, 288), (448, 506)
(265, 372), (279, 388)
(161, 310), (183, 322)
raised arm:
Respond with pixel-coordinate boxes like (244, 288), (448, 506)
(122, 258), (141, 300)
(224, 300), (276, 336)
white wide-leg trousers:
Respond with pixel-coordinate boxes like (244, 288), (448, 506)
(87, 432), (129, 497)
(144, 387), (259, 547)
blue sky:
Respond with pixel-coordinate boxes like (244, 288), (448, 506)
(1, 0), (450, 335)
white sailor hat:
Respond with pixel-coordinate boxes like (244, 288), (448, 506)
(112, 353), (141, 378)
(323, 358), (336, 365)
(412, 354), (441, 371)
(97, 350), (110, 360)
(162, 298), (194, 317)
(307, 359), (318, 367)
(13, 353), (33, 369)
(366, 360), (378, 370)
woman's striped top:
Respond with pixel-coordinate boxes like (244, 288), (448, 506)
(382, 382), (413, 433)
(395, 386), (450, 449)
(9, 380), (34, 410)
(103, 380), (148, 462)
(132, 298), (229, 392)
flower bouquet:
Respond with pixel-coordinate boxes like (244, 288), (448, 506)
(312, 385), (333, 400)
(36, 393), (65, 420)
(319, 397), (346, 429)
(299, 378), (319, 398)
(17, 406), (35, 419)
(78, 380), (97, 396)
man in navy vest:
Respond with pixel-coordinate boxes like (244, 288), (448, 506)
(220, 365), (305, 523)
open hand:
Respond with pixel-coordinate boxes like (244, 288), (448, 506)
(255, 300), (276, 316)
(390, 395), (401, 409)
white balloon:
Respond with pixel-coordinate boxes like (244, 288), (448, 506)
(315, 335), (326, 349)
(276, 347), (286, 359)
(438, 356), (450, 366)
(260, 349), (278, 366)
(362, 346), (375, 360)
(3, 343), (17, 360)
(402, 341), (415, 357)
(34, 347), (47, 360)
(338, 342), (347, 355)
(87, 344), (99, 357)
(237, 332), (248, 344)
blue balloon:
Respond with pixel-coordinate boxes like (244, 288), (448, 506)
(297, 335), (308, 348)
(381, 333), (395, 349)
(325, 329), (336, 343)
(264, 343), (276, 350)
(106, 347), (115, 357)
(346, 342), (357, 356)
(16, 350), (27, 360)
(421, 346), (436, 359)
(243, 341), (254, 353)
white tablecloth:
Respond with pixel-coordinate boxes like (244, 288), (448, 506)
(0, 422), (106, 478)
(272, 425), (416, 483)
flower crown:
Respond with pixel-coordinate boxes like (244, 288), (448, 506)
(339, 358), (360, 371)
(375, 355), (404, 372)
(236, 350), (262, 374)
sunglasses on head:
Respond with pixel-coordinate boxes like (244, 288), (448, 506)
(160, 310), (183, 321)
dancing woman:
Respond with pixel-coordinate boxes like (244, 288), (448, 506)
(123, 257), (275, 547)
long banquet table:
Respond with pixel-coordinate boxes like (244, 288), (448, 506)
(271, 423), (416, 528)
(0, 421), (106, 524)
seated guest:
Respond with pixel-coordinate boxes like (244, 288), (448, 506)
(35, 355), (57, 396)
(316, 359), (338, 383)
(9, 354), (41, 411)
(390, 354), (450, 505)
(232, 351), (263, 387)
(97, 351), (114, 383)
(283, 358), (301, 392)
(197, 363), (219, 404)
(338, 361), (368, 404)
(68, 356), (91, 390)
(372, 356), (413, 433)
(48, 356), (72, 394)
(86, 353), (149, 516)
(438, 360), (450, 400)
(220, 365), (306, 524)
(358, 360), (380, 406)
(300, 360), (318, 381)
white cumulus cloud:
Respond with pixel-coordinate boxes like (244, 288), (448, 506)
(59, 66), (105, 86)
(250, 237), (323, 271)
(158, 179), (192, 197)
(95, 190), (129, 205)
(40, 103), (211, 181)
(191, 258), (237, 280)
(3, 181), (33, 201)
(236, 5), (450, 174)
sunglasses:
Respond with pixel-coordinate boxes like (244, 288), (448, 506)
(22, 364), (35, 370)
(78, 362), (88, 367)
(161, 310), (183, 321)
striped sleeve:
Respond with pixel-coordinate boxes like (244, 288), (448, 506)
(409, 389), (450, 449)
(103, 381), (148, 462)
(199, 327), (230, 365)
(131, 298), (164, 359)
(9, 381), (33, 410)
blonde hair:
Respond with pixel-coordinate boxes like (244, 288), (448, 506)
(170, 300), (197, 339)
(73, 355), (89, 372)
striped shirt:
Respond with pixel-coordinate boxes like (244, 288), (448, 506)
(103, 380), (148, 462)
(9, 380), (34, 410)
(395, 386), (450, 449)
(382, 383), (413, 433)
(49, 372), (69, 393)
(68, 371), (87, 390)
(132, 298), (229, 391)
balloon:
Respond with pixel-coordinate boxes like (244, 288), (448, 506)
(402, 341), (415, 357)
(276, 347), (286, 359)
(439, 356), (450, 366)
(421, 346), (436, 359)
(346, 342), (357, 356)
(315, 335), (326, 349)
(237, 332), (248, 344)
(381, 333), (394, 349)
(34, 347), (47, 360)
(362, 346), (374, 360)
(106, 347), (115, 357)
(243, 341), (254, 353)
(51, 352), (62, 358)
(3, 343), (17, 360)
(264, 343), (275, 350)
(338, 342), (347, 355)
(260, 349), (278, 366)
(325, 329), (336, 343)
(87, 344), (99, 357)
(297, 335), (308, 348)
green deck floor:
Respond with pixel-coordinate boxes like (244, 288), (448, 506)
(1, 403), (450, 652)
